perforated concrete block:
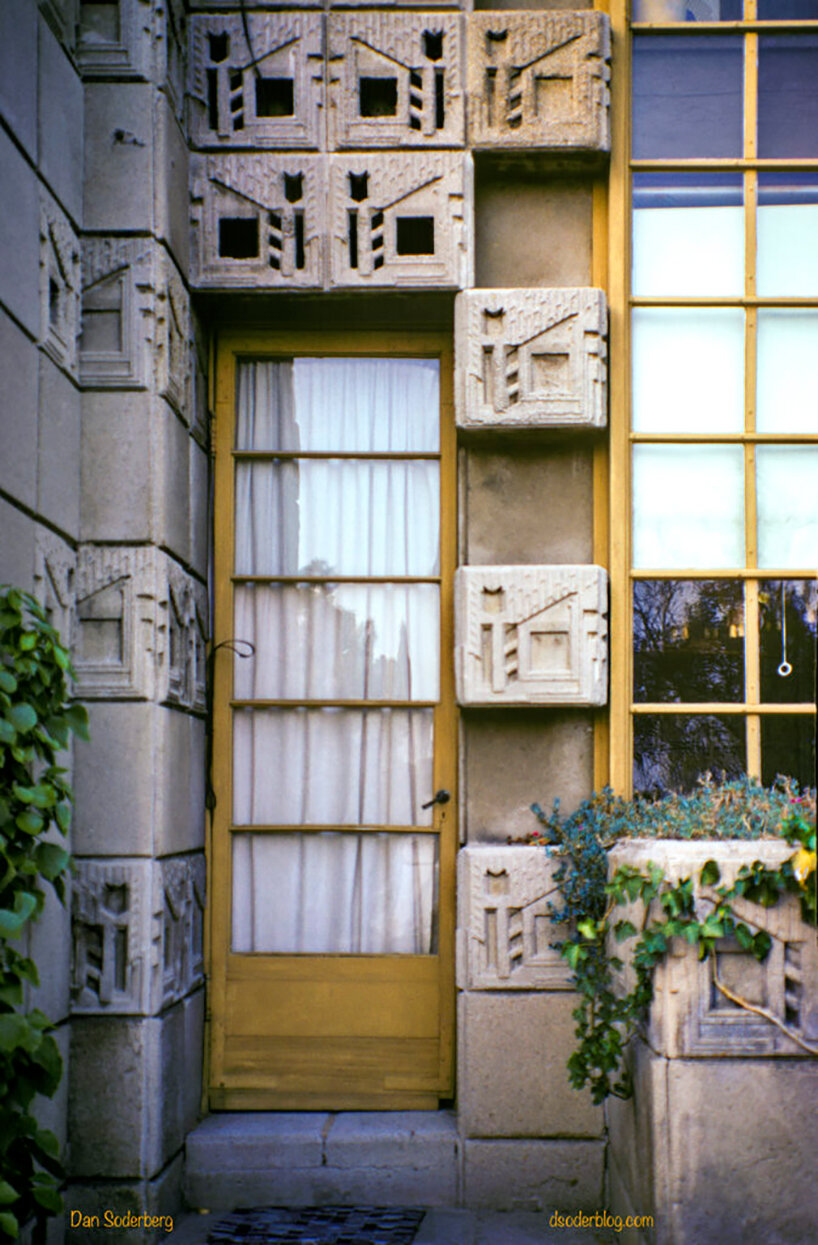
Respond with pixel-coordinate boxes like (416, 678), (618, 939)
(71, 854), (205, 1016)
(189, 12), (324, 150)
(190, 153), (324, 288)
(458, 992), (602, 1139)
(329, 152), (472, 289)
(457, 845), (571, 991)
(455, 288), (607, 430)
(455, 565), (608, 707)
(38, 12), (84, 222)
(328, 13), (464, 149)
(40, 188), (81, 378)
(467, 11), (610, 152)
(608, 839), (818, 1059)
(73, 545), (207, 707)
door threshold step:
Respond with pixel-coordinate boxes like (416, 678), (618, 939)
(184, 1112), (459, 1212)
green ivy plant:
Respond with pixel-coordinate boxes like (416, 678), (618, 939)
(0, 587), (88, 1243)
(531, 780), (817, 1105)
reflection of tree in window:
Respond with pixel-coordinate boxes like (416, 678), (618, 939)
(634, 714), (746, 797)
(633, 580), (744, 703)
(759, 580), (818, 704)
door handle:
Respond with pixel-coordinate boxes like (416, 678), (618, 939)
(422, 789), (451, 810)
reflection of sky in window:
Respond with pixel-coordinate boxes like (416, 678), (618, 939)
(632, 36), (743, 159)
(758, 174), (818, 296)
(632, 174), (744, 296)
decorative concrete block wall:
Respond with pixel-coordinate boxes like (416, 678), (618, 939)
(189, 12), (324, 150)
(328, 13), (465, 149)
(455, 565), (609, 707)
(456, 846), (604, 1210)
(467, 12), (611, 151)
(455, 288), (607, 430)
(606, 839), (818, 1245)
(77, 0), (187, 116)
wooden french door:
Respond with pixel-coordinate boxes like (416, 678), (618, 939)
(208, 330), (456, 1109)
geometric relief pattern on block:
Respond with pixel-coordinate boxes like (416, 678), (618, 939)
(329, 152), (472, 289)
(455, 565), (608, 707)
(328, 13), (464, 149)
(189, 13), (324, 150)
(609, 839), (818, 1058)
(33, 528), (76, 650)
(71, 859), (163, 1015)
(190, 153), (324, 289)
(77, 0), (187, 110)
(79, 236), (153, 388)
(155, 250), (192, 418)
(161, 855), (206, 1010)
(73, 546), (208, 709)
(467, 12), (611, 152)
(456, 846), (572, 991)
(455, 288), (607, 430)
(40, 191), (81, 377)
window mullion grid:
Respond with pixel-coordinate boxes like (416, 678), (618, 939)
(743, 22), (761, 777)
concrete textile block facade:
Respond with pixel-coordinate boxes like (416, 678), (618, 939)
(2, 4), (816, 1245)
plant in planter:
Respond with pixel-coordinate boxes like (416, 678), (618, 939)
(530, 776), (817, 1104)
(0, 587), (88, 1243)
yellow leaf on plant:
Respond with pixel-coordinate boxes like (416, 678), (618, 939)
(792, 848), (817, 887)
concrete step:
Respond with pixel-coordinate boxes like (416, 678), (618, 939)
(184, 1112), (460, 1211)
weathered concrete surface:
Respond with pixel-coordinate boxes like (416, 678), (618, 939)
(463, 1139), (605, 1212)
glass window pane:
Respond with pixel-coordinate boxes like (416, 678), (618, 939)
(233, 583), (440, 701)
(757, 175), (818, 296)
(757, 311), (818, 433)
(232, 832), (438, 954)
(235, 459), (440, 576)
(634, 714), (747, 795)
(233, 708), (434, 827)
(761, 717), (816, 790)
(236, 357), (440, 452)
(632, 175), (744, 297)
(633, 445), (745, 568)
(633, 1), (743, 18)
(632, 309), (744, 433)
(756, 446), (818, 568)
(758, 1), (818, 19)
(634, 580), (745, 703)
(759, 580), (818, 703)
(633, 37), (743, 159)
(758, 37), (818, 158)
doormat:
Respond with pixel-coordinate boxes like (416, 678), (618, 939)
(206, 1206), (426, 1245)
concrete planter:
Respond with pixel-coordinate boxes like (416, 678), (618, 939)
(605, 839), (818, 1245)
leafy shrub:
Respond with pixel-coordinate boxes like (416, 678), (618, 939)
(0, 587), (88, 1242)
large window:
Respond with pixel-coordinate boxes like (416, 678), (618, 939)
(611, 1), (818, 794)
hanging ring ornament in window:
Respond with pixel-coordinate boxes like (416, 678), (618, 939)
(778, 583), (793, 678)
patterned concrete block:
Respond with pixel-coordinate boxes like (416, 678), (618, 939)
(40, 188), (81, 378)
(609, 839), (818, 1059)
(78, 0), (187, 115)
(34, 525), (76, 647)
(189, 12), (324, 150)
(73, 545), (207, 708)
(455, 565), (608, 707)
(190, 152), (324, 288)
(455, 288), (607, 430)
(328, 13), (464, 149)
(71, 854), (205, 1016)
(467, 12), (610, 152)
(329, 152), (472, 289)
(457, 845), (571, 991)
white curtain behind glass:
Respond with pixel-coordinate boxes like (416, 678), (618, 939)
(232, 358), (440, 954)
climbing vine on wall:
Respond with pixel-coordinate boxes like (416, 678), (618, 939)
(0, 587), (88, 1242)
(531, 780), (817, 1105)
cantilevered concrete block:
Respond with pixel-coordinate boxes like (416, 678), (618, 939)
(608, 839), (818, 1059)
(457, 845), (571, 991)
(467, 12), (610, 152)
(190, 153), (324, 288)
(73, 546), (207, 708)
(455, 565), (608, 707)
(189, 12), (324, 150)
(328, 13), (464, 149)
(329, 152), (472, 289)
(455, 288), (607, 430)
(40, 189), (81, 378)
